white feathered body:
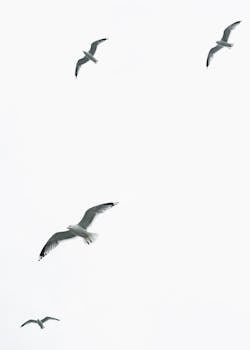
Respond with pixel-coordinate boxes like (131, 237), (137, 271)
(69, 224), (98, 243)
(216, 40), (233, 48)
(83, 51), (98, 63)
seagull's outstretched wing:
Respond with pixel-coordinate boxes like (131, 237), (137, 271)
(78, 202), (118, 229)
(41, 317), (60, 323)
(89, 38), (107, 56)
(21, 320), (37, 327)
(39, 231), (76, 260)
(75, 56), (89, 77)
(222, 21), (241, 42)
(206, 45), (223, 67)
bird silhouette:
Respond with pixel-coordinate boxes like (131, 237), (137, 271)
(75, 38), (107, 77)
(39, 202), (118, 260)
(206, 21), (241, 67)
(21, 317), (60, 329)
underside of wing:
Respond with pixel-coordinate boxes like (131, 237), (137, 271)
(21, 320), (37, 327)
(78, 202), (118, 229)
(41, 317), (60, 323)
(206, 45), (222, 67)
(222, 21), (241, 42)
(89, 38), (107, 55)
(39, 231), (75, 260)
(75, 57), (89, 77)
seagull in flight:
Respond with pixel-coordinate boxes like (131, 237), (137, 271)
(75, 38), (107, 77)
(206, 21), (241, 67)
(21, 317), (60, 329)
(39, 202), (118, 260)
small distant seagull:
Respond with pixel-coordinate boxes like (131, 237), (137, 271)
(21, 317), (60, 329)
(75, 38), (107, 77)
(206, 21), (241, 67)
(39, 202), (118, 260)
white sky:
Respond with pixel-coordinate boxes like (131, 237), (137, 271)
(1, 0), (250, 349)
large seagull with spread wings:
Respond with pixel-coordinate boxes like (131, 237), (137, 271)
(75, 38), (107, 77)
(206, 21), (241, 67)
(21, 317), (60, 329)
(39, 202), (118, 260)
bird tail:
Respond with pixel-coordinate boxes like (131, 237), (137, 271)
(83, 231), (98, 245)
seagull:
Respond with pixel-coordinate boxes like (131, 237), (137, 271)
(75, 38), (107, 77)
(39, 202), (118, 260)
(206, 21), (241, 67)
(21, 317), (60, 329)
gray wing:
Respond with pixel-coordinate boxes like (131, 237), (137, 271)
(75, 56), (89, 77)
(41, 317), (60, 323)
(206, 45), (223, 67)
(89, 38), (107, 55)
(222, 21), (241, 42)
(21, 320), (37, 327)
(78, 202), (118, 229)
(39, 231), (76, 260)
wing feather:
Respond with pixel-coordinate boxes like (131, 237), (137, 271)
(222, 21), (241, 42)
(21, 320), (37, 327)
(206, 45), (223, 67)
(78, 202), (118, 229)
(39, 231), (76, 260)
(75, 57), (89, 77)
(41, 317), (60, 323)
(89, 38), (107, 56)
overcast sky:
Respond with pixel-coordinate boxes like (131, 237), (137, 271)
(1, 0), (250, 349)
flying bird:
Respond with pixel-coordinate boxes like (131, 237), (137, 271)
(75, 38), (107, 77)
(21, 317), (60, 329)
(39, 202), (118, 260)
(206, 21), (241, 67)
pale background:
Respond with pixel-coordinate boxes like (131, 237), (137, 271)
(0, 0), (250, 349)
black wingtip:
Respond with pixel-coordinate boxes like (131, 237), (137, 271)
(206, 55), (210, 67)
(106, 202), (118, 206)
(38, 249), (45, 261)
(232, 20), (241, 27)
